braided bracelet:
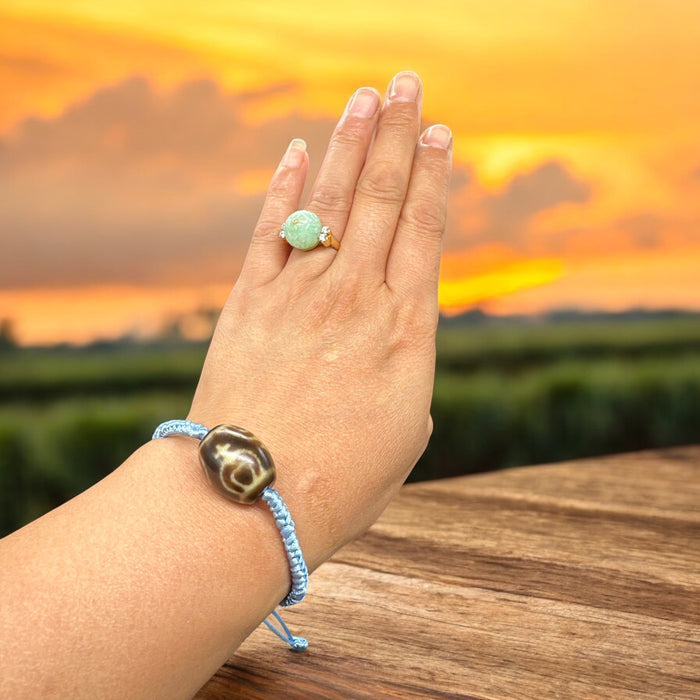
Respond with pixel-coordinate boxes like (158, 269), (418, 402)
(152, 420), (308, 651)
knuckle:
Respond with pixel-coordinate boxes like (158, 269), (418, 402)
(382, 105), (420, 132)
(391, 297), (438, 345)
(401, 197), (446, 235)
(264, 177), (290, 204)
(385, 303), (419, 351)
(309, 180), (353, 213)
(322, 272), (365, 321)
(296, 273), (362, 333)
(253, 215), (283, 242)
(393, 299), (422, 334)
(331, 122), (368, 150)
(356, 165), (406, 205)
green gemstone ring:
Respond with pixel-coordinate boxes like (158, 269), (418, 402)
(280, 210), (340, 251)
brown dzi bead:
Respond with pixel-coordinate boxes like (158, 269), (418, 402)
(198, 425), (276, 504)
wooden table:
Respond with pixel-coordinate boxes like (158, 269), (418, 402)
(197, 447), (700, 699)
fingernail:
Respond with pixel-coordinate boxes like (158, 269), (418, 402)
(420, 124), (453, 151)
(282, 138), (307, 168)
(347, 88), (380, 118)
(387, 71), (422, 103)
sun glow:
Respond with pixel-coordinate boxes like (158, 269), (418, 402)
(438, 259), (564, 315)
(0, 285), (230, 346)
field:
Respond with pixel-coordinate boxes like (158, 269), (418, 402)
(1, 314), (699, 536)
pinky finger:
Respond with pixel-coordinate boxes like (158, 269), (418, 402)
(239, 138), (309, 286)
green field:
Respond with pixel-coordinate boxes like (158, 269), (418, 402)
(1, 314), (699, 536)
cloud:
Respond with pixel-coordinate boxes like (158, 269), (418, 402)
(0, 51), (62, 78)
(1, 75), (662, 298)
(483, 161), (591, 241)
(443, 159), (593, 255)
(617, 213), (664, 249)
(0, 76), (335, 289)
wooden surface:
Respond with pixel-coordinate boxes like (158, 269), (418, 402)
(197, 447), (700, 699)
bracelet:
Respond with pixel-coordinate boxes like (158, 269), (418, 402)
(152, 419), (309, 651)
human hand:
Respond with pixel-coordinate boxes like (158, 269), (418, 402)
(189, 71), (452, 570)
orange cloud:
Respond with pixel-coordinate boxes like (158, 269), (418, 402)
(0, 10), (214, 132)
(3, 2), (700, 137)
(0, 77), (335, 289)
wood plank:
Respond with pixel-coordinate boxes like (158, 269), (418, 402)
(196, 447), (700, 699)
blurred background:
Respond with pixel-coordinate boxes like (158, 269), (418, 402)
(1, 0), (699, 535)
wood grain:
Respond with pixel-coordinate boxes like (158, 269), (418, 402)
(196, 447), (700, 699)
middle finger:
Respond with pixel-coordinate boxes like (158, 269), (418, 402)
(338, 71), (422, 278)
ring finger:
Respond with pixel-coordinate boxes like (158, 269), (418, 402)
(283, 86), (381, 275)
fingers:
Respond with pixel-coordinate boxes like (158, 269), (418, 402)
(284, 87), (381, 275)
(239, 139), (308, 286)
(338, 71), (423, 276)
(242, 72), (449, 299)
(385, 124), (453, 303)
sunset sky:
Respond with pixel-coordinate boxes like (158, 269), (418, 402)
(1, 0), (699, 345)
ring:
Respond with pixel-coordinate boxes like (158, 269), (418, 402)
(279, 210), (340, 251)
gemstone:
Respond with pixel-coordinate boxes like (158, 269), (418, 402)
(199, 425), (276, 504)
(282, 210), (322, 250)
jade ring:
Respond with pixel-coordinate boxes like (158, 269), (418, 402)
(279, 210), (340, 251)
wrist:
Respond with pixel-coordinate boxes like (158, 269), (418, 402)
(184, 410), (335, 571)
(149, 419), (313, 648)
(135, 435), (292, 612)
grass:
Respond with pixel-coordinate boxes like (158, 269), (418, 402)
(420, 353), (700, 481)
(0, 343), (206, 400)
(436, 316), (700, 372)
(0, 392), (191, 533)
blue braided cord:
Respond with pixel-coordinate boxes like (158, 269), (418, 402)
(152, 419), (209, 441)
(260, 487), (308, 607)
(152, 419), (309, 651)
(263, 610), (308, 651)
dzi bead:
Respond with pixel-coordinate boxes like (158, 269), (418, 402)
(199, 425), (276, 504)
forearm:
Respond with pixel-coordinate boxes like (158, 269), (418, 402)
(0, 437), (294, 699)
(0, 69), (451, 699)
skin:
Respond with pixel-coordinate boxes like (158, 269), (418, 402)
(0, 71), (452, 699)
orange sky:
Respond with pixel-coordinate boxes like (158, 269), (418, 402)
(1, 0), (699, 344)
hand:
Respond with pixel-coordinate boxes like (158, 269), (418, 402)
(189, 71), (452, 569)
